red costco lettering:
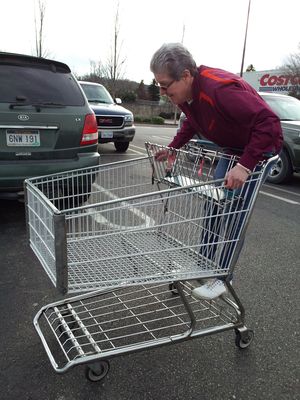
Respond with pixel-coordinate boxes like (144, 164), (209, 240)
(259, 74), (295, 86)
(276, 76), (285, 85)
(268, 76), (277, 86)
(259, 74), (300, 87)
(260, 74), (269, 86)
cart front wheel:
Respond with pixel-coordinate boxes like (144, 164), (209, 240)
(85, 360), (110, 382)
(235, 329), (254, 349)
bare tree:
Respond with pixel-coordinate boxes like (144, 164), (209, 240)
(84, 2), (126, 96)
(104, 1), (126, 97)
(34, 0), (48, 57)
(282, 43), (300, 98)
(283, 43), (300, 75)
(89, 60), (106, 79)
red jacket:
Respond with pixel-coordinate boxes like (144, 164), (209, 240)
(169, 66), (283, 170)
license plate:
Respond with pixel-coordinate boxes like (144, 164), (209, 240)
(6, 130), (40, 147)
(100, 131), (114, 139)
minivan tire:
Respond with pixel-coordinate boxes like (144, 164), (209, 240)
(266, 149), (293, 184)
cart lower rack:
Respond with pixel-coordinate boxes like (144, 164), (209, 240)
(27, 143), (278, 381)
(34, 280), (252, 379)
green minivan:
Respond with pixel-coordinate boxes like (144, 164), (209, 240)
(0, 52), (100, 199)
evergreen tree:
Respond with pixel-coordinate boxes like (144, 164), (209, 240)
(246, 64), (256, 72)
(137, 80), (148, 100)
(148, 79), (160, 101)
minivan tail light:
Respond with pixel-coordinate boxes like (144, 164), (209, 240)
(80, 114), (98, 146)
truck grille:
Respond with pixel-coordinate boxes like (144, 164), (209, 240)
(96, 116), (124, 128)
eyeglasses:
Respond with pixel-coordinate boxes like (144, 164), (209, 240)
(156, 79), (176, 91)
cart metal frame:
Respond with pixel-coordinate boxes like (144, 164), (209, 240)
(27, 143), (278, 380)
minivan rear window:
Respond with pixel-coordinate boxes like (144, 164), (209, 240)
(0, 64), (85, 106)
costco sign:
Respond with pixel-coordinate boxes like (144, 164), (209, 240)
(242, 70), (300, 94)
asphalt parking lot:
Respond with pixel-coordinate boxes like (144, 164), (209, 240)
(0, 126), (299, 400)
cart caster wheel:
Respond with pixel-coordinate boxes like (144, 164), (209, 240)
(169, 283), (179, 296)
(85, 360), (110, 382)
(235, 329), (254, 349)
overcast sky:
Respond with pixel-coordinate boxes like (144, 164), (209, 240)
(1, 0), (299, 83)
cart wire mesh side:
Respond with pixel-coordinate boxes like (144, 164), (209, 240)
(26, 144), (278, 294)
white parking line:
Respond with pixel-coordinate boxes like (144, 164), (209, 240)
(151, 135), (170, 141)
(264, 184), (300, 198)
(130, 144), (146, 152)
(260, 191), (300, 205)
(128, 146), (145, 155)
(87, 183), (156, 229)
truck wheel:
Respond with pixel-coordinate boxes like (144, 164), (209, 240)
(266, 149), (293, 184)
(115, 141), (129, 152)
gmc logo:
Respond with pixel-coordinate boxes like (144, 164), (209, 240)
(99, 118), (113, 124)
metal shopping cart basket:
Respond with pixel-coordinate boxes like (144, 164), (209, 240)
(25, 143), (278, 381)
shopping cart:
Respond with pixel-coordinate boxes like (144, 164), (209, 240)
(26, 143), (278, 381)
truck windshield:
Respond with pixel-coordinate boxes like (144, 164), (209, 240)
(80, 83), (114, 104)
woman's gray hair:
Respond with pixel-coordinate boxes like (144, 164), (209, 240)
(150, 43), (198, 80)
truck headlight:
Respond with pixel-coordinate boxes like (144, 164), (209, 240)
(124, 114), (134, 126)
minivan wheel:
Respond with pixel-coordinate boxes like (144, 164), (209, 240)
(115, 141), (129, 152)
(41, 172), (97, 210)
(52, 182), (91, 210)
(266, 149), (293, 184)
